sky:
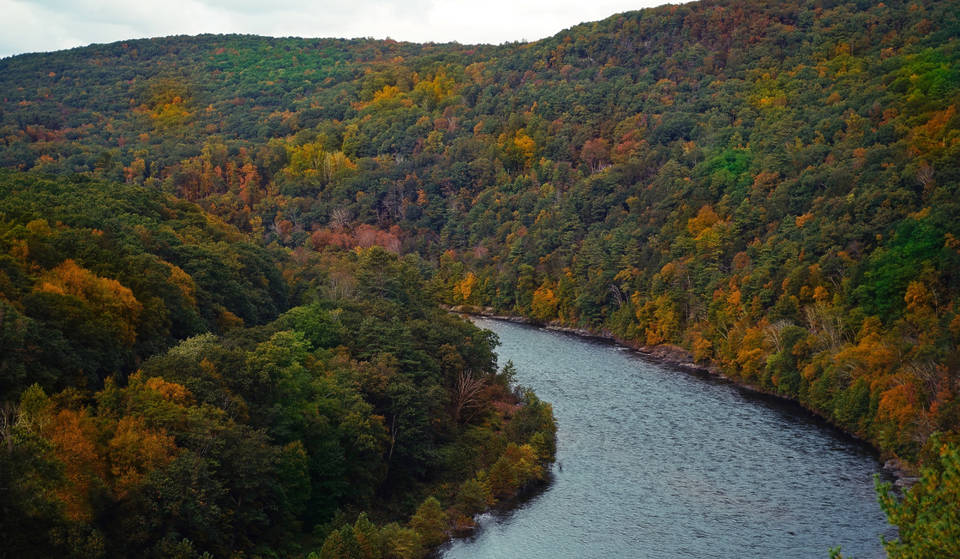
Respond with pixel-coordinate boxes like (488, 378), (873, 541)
(0, 0), (679, 59)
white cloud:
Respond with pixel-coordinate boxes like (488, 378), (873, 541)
(1, 0), (682, 58)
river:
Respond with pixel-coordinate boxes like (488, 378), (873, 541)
(441, 317), (896, 559)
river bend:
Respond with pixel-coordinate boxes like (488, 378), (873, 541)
(441, 317), (895, 559)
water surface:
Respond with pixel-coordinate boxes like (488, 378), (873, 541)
(442, 318), (894, 559)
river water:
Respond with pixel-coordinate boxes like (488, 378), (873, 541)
(441, 317), (895, 559)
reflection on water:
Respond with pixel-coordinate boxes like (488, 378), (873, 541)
(441, 318), (895, 559)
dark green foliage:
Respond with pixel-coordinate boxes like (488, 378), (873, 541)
(506, 390), (558, 462)
(0, 165), (553, 558)
(455, 478), (493, 516)
(854, 218), (946, 320)
(0, 170), (287, 395)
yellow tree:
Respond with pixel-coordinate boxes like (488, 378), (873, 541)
(36, 259), (142, 346)
(107, 415), (178, 497)
(452, 272), (477, 305)
(531, 280), (559, 321)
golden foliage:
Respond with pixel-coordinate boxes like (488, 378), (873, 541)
(36, 259), (143, 345)
(531, 281), (559, 321)
(165, 261), (196, 306)
(49, 408), (104, 521)
(108, 415), (178, 497)
(453, 272), (478, 304)
(687, 205), (720, 236)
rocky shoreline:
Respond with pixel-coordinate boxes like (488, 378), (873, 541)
(446, 304), (918, 488)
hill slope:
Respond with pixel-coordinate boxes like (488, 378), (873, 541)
(0, 171), (556, 558)
(1, 0), (960, 555)
(2, 0), (958, 463)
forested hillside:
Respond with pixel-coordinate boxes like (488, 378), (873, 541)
(0, 172), (556, 558)
(1, 0), (959, 555)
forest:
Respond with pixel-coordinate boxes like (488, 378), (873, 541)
(0, 172), (556, 558)
(0, 0), (958, 555)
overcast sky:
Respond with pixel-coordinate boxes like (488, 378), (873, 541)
(0, 0), (681, 59)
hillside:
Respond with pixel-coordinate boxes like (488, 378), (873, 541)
(0, 171), (556, 558)
(1, 0), (959, 556)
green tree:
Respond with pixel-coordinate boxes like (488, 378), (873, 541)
(409, 496), (447, 548)
(877, 441), (960, 558)
(456, 477), (493, 516)
(381, 523), (423, 559)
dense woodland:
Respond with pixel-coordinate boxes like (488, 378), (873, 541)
(0, 173), (556, 558)
(1, 0), (959, 555)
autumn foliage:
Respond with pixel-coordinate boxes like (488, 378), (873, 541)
(0, 0), (958, 554)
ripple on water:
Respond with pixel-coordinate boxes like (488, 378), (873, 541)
(441, 318), (896, 559)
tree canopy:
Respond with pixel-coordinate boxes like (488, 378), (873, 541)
(1, 0), (959, 555)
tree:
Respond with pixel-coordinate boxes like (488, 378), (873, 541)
(0, 386), (74, 558)
(581, 138), (610, 173)
(456, 477), (493, 516)
(452, 371), (486, 424)
(107, 415), (178, 498)
(409, 496), (447, 548)
(487, 455), (518, 498)
(531, 280), (560, 321)
(37, 259), (142, 346)
(352, 513), (384, 559)
(876, 441), (960, 559)
(381, 523), (423, 559)
(319, 528), (348, 559)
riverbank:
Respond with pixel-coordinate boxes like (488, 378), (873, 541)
(446, 304), (918, 488)
(446, 305), (718, 374)
(441, 315), (896, 558)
